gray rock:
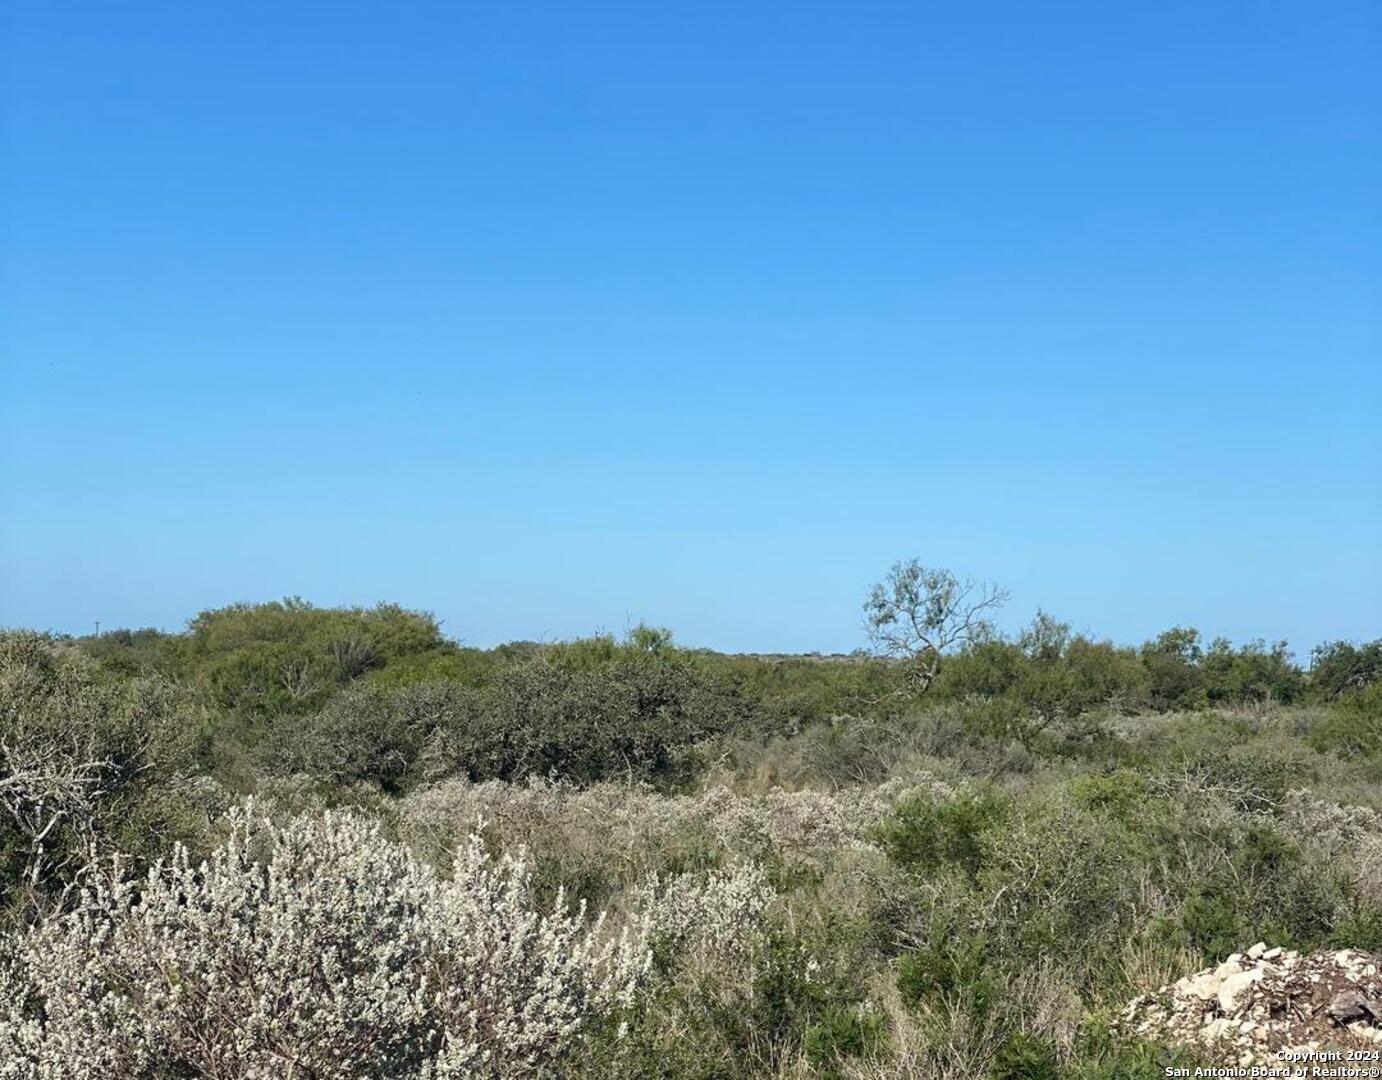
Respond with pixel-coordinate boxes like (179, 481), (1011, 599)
(1328, 991), (1380, 1025)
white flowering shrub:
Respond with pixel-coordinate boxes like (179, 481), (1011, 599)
(1281, 790), (1382, 905)
(0, 806), (649, 1079)
(637, 863), (776, 967)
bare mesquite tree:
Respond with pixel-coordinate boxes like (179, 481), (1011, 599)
(864, 560), (1009, 695)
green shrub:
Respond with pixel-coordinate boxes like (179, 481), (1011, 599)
(78, 627), (183, 677)
(935, 640), (1027, 699)
(1176, 892), (1242, 963)
(183, 599), (451, 719)
(876, 789), (1009, 878)
(747, 929), (837, 1048)
(0, 632), (203, 908)
(1168, 825), (1344, 961)
(802, 1005), (887, 1077)
(896, 929), (996, 1018)
(1140, 628), (1206, 711)
(1167, 745), (1303, 812)
(976, 797), (1144, 970)
(935, 627), (1150, 735)
(363, 647), (498, 688)
(269, 680), (477, 792)
(330, 631), (757, 787)
(1201, 637), (1303, 705)
(586, 923), (861, 1080)
(1067, 1025), (1206, 1080)
(954, 694), (1054, 749)
(1063, 637), (1151, 712)
(461, 643), (743, 784)
(993, 1030), (1060, 1080)
(1309, 640), (1382, 700)
(1329, 908), (1382, 953)
(1308, 683), (1382, 759)
(1067, 770), (1150, 824)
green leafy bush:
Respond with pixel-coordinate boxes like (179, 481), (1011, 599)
(992, 1029), (1060, 1080)
(269, 680), (477, 792)
(896, 928), (996, 1018)
(1309, 682), (1382, 759)
(1067, 1025), (1207, 1080)
(802, 1004), (887, 1077)
(183, 599), (451, 718)
(1201, 638), (1303, 704)
(976, 798), (1146, 970)
(1329, 908), (1382, 953)
(1309, 640), (1382, 699)
(1140, 628), (1206, 711)
(1176, 892), (1242, 963)
(1067, 769), (1150, 824)
(876, 789), (1009, 879)
(0, 632), (203, 908)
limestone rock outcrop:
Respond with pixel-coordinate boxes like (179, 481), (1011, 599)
(1118, 945), (1382, 1065)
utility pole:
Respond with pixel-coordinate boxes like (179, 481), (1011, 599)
(94, 620), (100, 637)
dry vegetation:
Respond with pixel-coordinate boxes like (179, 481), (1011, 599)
(0, 593), (1379, 1078)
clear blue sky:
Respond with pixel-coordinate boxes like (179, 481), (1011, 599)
(2, 1), (1378, 654)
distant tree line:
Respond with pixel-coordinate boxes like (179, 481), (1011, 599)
(50, 578), (1377, 803)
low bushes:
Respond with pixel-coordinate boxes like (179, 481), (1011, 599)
(184, 600), (454, 719)
(261, 631), (754, 791)
(1309, 682), (1382, 759)
(0, 632), (203, 912)
(874, 789), (1008, 880)
(4, 618), (1378, 1078)
(0, 807), (649, 1079)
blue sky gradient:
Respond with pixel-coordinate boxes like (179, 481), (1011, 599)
(2, 1), (1379, 653)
